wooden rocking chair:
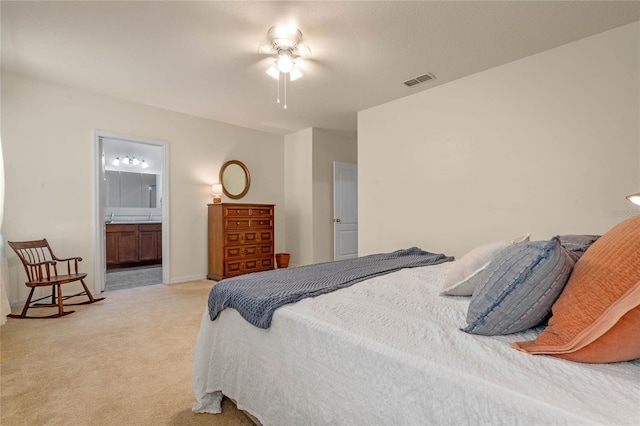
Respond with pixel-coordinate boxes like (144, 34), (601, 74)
(8, 239), (105, 318)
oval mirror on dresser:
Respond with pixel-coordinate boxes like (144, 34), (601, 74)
(220, 160), (251, 199)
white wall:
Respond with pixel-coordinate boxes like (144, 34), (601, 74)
(284, 128), (357, 265)
(1, 71), (284, 304)
(358, 22), (640, 258)
(284, 128), (314, 266)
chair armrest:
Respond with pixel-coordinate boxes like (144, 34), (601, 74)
(25, 260), (56, 268)
(52, 255), (83, 262)
(51, 255), (83, 275)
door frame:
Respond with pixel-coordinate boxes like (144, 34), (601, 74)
(92, 130), (170, 293)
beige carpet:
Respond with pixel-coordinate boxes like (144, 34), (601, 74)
(0, 281), (254, 425)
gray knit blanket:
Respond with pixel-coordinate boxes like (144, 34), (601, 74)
(208, 247), (454, 329)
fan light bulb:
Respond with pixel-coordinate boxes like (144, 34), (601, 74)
(112, 157), (120, 166)
(277, 51), (294, 73)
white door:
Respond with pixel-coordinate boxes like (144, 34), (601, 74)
(333, 161), (358, 260)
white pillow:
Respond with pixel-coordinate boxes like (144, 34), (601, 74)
(441, 234), (530, 296)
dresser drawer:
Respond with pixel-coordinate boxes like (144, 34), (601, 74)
(224, 207), (252, 217)
(224, 246), (244, 260)
(250, 230), (273, 243)
(225, 257), (273, 277)
(260, 257), (274, 269)
(225, 218), (272, 229)
(225, 244), (273, 260)
(225, 219), (250, 229)
(249, 207), (273, 218)
(250, 218), (272, 228)
(225, 230), (273, 245)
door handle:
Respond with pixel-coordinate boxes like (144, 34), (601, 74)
(334, 218), (341, 223)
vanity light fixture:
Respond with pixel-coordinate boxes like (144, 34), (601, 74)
(211, 183), (223, 204)
(111, 156), (149, 168)
(626, 192), (640, 206)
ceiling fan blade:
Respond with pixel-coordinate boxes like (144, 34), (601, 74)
(257, 43), (275, 54)
(294, 44), (312, 57)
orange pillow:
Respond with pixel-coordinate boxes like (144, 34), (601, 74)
(513, 214), (640, 363)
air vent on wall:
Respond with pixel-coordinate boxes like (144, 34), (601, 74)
(403, 72), (435, 87)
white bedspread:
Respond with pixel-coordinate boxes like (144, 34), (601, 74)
(193, 263), (640, 425)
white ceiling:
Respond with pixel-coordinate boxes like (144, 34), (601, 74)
(2, 1), (639, 136)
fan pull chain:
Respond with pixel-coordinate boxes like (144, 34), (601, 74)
(276, 74), (281, 104)
(284, 73), (287, 109)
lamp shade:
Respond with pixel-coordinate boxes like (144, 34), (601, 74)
(626, 193), (640, 206)
(289, 65), (303, 81)
(266, 62), (280, 79)
(212, 183), (223, 204)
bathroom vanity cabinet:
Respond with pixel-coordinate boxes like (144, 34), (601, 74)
(106, 223), (162, 269)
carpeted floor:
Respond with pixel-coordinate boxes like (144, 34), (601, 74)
(0, 281), (254, 425)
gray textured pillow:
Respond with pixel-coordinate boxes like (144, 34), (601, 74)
(559, 234), (600, 262)
(441, 234), (530, 296)
(463, 237), (575, 336)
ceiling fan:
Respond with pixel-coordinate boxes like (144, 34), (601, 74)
(258, 25), (312, 109)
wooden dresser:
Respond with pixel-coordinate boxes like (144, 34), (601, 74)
(207, 203), (275, 280)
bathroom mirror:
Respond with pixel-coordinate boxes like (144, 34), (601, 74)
(220, 160), (250, 199)
(105, 170), (157, 208)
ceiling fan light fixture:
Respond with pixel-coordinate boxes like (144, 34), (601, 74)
(263, 25), (309, 109)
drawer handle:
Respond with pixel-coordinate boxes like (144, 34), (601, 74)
(259, 221), (263, 225)
(236, 221), (240, 225)
(236, 210), (240, 213)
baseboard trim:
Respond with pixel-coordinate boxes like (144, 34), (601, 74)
(169, 274), (208, 284)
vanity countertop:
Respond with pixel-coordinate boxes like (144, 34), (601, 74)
(107, 221), (163, 225)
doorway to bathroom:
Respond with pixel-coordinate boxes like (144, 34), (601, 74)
(93, 131), (170, 294)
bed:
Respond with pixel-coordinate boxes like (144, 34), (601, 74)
(193, 220), (640, 425)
